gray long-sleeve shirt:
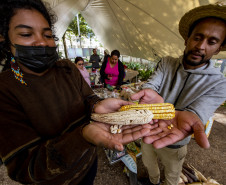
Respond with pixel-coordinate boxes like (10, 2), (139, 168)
(143, 56), (226, 145)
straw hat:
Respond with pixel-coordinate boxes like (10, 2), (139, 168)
(179, 1), (226, 50)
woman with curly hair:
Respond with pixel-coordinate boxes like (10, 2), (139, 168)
(0, 0), (151, 184)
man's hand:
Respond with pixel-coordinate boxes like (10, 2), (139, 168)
(94, 98), (133, 113)
(143, 111), (210, 149)
(130, 89), (164, 124)
(82, 121), (157, 151)
(130, 89), (164, 104)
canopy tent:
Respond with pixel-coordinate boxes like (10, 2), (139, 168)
(45, 0), (226, 61)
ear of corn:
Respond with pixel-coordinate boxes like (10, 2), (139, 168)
(91, 109), (154, 125)
(119, 103), (175, 120)
(91, 103), (175, 130)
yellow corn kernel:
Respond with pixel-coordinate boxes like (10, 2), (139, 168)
(120, 103), (175, 120)
(153, 113), (175, 120)
(120, 103), (174, 111)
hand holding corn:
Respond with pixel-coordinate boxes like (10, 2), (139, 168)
(91, 103), (175, 133)
(129, 89), (209, 149)
(83, 98), (156, 151)
(90, 97), (209, 149)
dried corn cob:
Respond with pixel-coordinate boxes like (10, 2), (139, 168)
(119, 103), (175, 120)
(91, 109), (154, 125)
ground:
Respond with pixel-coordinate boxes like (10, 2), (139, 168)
(0, 107), (225, 185)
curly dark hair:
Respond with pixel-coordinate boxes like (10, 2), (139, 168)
(0, 0), (58, 70)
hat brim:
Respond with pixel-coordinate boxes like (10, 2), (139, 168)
(179, 4), (226, 51)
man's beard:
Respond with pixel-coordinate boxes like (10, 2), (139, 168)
(183, 50), (209, 66)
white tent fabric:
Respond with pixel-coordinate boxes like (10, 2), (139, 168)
(45, 0), (226, 61)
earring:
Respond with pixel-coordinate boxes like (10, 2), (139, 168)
(10, 57), (27, 85)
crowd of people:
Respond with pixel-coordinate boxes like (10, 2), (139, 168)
(0, 0), (225, 185)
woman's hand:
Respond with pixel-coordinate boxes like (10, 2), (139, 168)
(86, 97), (160, 151)
(142, 111), (210, 149)
(82, 121), (157, 151)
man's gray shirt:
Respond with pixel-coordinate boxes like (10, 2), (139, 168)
(143, 56), (226, 145)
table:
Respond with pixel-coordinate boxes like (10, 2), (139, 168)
(124, 69), (139, 82)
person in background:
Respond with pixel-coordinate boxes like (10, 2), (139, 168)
(75, 56), (91, 86)
(103, 49), (110, 63)
(0, 1), (154, 184)
(100, 49), (125, 89)
(131, 2), (226, 185)
(89, 48), (100, 69)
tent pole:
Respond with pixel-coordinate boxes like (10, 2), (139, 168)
(76, 14), (81, 48)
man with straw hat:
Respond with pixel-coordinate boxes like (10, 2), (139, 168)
(132, 2), (226, 185)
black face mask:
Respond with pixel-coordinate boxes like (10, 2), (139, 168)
(14, 44), (58, 73)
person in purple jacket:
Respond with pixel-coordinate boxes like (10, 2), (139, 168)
(75, 57), (91, 86)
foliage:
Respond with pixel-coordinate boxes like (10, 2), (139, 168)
(126, 62), (142, 71)
(66, 13), (95, 38)
(138, 67), (154, 81)
(123, 62), (155, 81)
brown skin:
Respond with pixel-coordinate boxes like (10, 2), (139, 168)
(93, 49), (97, 55)
(143, 110), (209, 149)
(183, 18), (226, 69)
(109, 55), (119, 66)
(8, 8), (56, 76)
(130, 18), (226, 149)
